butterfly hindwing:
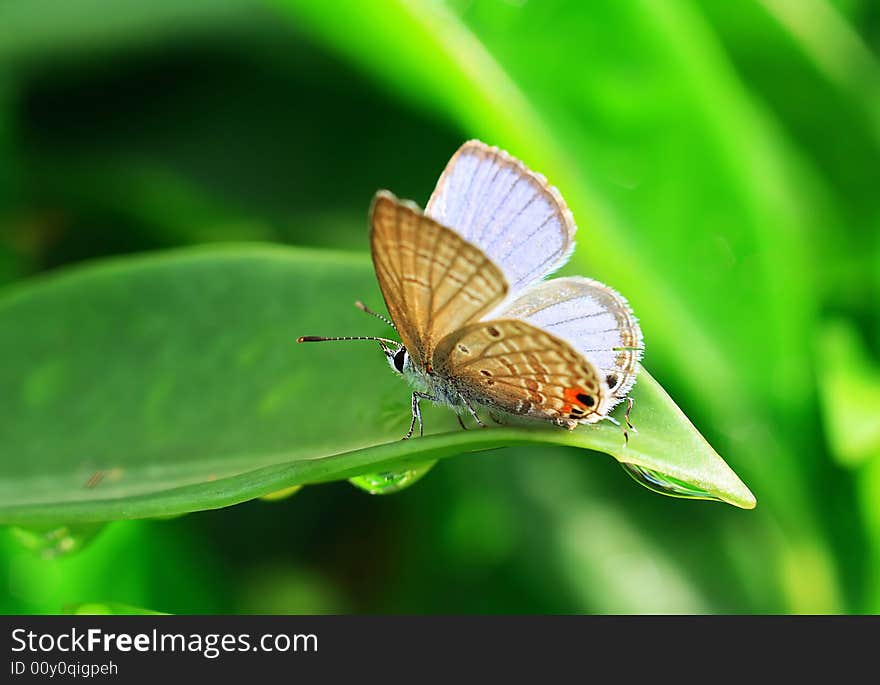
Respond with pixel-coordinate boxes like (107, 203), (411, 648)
(432, 319), (607, 426)
(426, 140), (576, 295)
(496, 276), (643, 412)
(370, 191), (509, 366)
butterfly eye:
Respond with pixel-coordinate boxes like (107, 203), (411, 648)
(392, 348), (407, 373)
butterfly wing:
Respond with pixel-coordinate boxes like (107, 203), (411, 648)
(370, 191), (509, 366)
(426, 140), (576, 294)
(495, 276), (644, 412)
(432, 319), (607, 427)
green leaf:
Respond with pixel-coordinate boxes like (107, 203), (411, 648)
(9, 522), (106, 559)
(67, 602), (167, 615)
(0, 519), (219, 613)
(817, 320), (880, 466)
(860, 458), (880, 612)
(754, 0), (880, 144)
(0, 245), (754, 526)
(0, 0), (254, 66)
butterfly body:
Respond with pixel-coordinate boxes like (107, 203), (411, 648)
(390, 352), (456, 409)
(300, 141), (644, 439)
(388, 346), (487, 415)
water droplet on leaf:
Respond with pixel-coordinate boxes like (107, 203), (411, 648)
(10, 523), (106, 559)
(349, 461), (436, 495)
(621, 463), (723, 502)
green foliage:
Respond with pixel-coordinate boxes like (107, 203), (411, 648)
(0, 246), (753, 527)
(68, 603), (167, 615)
(818, 321), (880, 467)
(0, 0), (877, 614)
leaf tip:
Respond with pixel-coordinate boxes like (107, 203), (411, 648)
(736, 488), (758, 510)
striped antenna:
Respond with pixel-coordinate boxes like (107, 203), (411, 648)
(354, 301), (396, 329)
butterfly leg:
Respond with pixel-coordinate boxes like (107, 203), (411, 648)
(598, 413), (629, 445)
(614, 397), (637, 445)
(456, 414), (469, 431)
(624, 396), (637, 433)
(459, 394), (487, 429)
(403, 392), (436, 440)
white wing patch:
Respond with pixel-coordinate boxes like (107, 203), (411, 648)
(494, 276), (644, 412)
(426, 140), (576, 294)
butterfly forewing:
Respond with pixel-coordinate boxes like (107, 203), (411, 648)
(496, 277), (643, 410)
(433, 319), (606, 427)
(370, 191), (509, 366)
(426, 140), (576, 294)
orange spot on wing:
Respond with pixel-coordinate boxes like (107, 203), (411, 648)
(564, 386), (596, 409)
(564, 387), (584, 405)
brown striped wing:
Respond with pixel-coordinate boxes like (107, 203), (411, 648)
(370, 191), (509, 366)
(496, 276), (643, 413)
(432, 319), (607, 428)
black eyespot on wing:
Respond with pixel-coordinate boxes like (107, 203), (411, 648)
(393, 348), (407, 373)
(605, 374), (618, 389)
(576, 393), (595, 407)
(487, 326), (501, 338)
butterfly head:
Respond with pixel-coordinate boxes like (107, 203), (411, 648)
(384, 345), (410, 375)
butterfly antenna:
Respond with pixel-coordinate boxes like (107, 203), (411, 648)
(297, 335), (400, 357)
(297, 335), (399, 346)
(354, 301), (396, 330)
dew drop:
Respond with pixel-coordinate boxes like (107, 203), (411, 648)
(621, 463), (723, 502)
(10, 523), (106, 559)
(349, 461), (436, 495)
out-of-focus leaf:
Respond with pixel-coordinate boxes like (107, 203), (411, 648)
(861, 457), (880, 612)
(516, 454), (712, 613)
(68, 602), (167, 615)
(758, 0), (880, 143)
(0, 75), (23, 284)
(24, 162), (274, 247)
(0, 520), (219, 613)
(10, 523), (106, 559)
(0, 246), (753, 527)
(14, 30), (464, 261)
(700, 0), (880, 316)
(817, 320), (880, 466)
(0, 0), (255, 66)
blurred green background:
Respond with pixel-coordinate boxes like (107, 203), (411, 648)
(1, 0), (879, 614)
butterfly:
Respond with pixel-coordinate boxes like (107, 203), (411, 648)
(299, 140), (644, 440)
